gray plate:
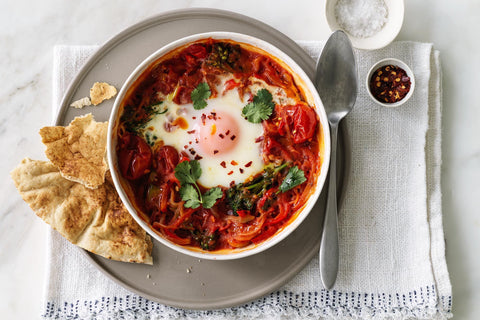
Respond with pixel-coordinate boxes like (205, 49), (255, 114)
(55, 8), (349, 310)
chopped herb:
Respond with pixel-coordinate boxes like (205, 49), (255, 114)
(205, 42), (242, 73)
(241, 89), (275, 123)
(145, 131), (155, 146)
(279, 166), (306, 193)
(226, 163), (288, 214)
(122, 102), (167, 133)
(191, 82), (211, 110)
(191, 230), (219, 250)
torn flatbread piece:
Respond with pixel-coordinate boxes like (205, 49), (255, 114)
(11, 158), (153, 264)
(90, 82), (117, 105)
(39, 113), (108, 189)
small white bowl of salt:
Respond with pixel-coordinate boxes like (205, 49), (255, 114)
(325, 0), (404, 50)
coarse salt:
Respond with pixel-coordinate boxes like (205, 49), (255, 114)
(334, 0), (388, 38)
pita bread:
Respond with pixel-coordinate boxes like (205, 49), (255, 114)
(39, 113), (108, 189)
(90, 82), (117, 105)
(11, 158), (153, 264)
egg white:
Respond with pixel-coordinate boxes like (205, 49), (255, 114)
(142, 87), (265, 188)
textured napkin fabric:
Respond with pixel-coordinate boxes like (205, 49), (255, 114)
(43, 42), (451, 319)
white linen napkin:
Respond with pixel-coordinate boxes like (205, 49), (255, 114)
(42, 42), (451, 319)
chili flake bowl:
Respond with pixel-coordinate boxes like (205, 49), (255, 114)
(107, 32), (331, 260)
(366, 58), (415, 108)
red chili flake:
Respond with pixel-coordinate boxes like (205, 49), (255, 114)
(219, 133), (225, 139)
(187, 129), (196, 134)
(245, 161), (253, 167)
(230, 135), (236, 141)
(192, 116), (196, 120)
(230, 181), (236, 187)
(211, 112), (217, 120)
(227, 171), (234, 175)
(195, 139), (199, 144)
(189, 148), (196, 155)
(225, 130), (230, 136)
(239, 168), (244, 174)
(369, 64), (411, 103)
(184, 145), (188, 149)
(220, 161), (226, 168)
(201, 114), (207, 125)
(255, 136), (264, 143)
(213, 150), (219, 154)
(194, 155), (203, 160)
(231, 160), (238, 166)
(189, 141), (192, 144)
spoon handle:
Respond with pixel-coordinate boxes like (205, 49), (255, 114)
(319, 122), (339, 290)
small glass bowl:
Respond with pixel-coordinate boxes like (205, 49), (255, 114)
(366, 58), (415, 108)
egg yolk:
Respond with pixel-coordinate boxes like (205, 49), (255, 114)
(197, 111), (239, 155)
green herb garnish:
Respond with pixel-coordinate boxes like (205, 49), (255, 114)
(226, 163), (287, 214)
(191, 229), (219, 251)
(179, 184), (202, 209)
(122, 102), (167, 133)
(202, 187), (224, 209)
(191, 82), (211, 110)
(241, 89), (275, 123)
(279, 166), (306, 193)
(226, 163), (306, 214)
(174, 160), (223, 209)
(205, 42), (242, 73)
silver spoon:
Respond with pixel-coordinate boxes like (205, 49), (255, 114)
(314, 30), (357, 289)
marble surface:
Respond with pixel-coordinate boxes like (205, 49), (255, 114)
(0, 0), (478, 319)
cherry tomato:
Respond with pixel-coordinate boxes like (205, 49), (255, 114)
(154, 146), (179, 176)
(281, 104), (318, 144)
(118, 133), (152, 180)
(185, 44), (208, 59)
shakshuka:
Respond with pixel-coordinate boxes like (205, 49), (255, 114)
(116, 38), (323, 251)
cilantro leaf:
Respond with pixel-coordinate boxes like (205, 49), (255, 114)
(174, 160), (202, 185)
(242, 89), (275, 123)
(189, 160), (202, 181)
(180, 184), (201, 208)
(175, 160), (222, 209)
(280, 166), (307, 193)
(202, 187), (223, 209)
(191, 82), (211, 110)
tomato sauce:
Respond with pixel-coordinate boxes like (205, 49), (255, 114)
(116, 38), (322, 251)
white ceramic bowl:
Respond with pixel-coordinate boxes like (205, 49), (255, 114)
(107, 32), (330, 260)
(366, 58), (415, 107)
(325, 0), (404, 50)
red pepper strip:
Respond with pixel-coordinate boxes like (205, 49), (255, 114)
(257, 188), (277, 215)
(159, 181), (171, 213)
(251, 225), (278, 244)
(169, 207), (196, 229)
(159, 228), (191, 245)
(266, 200), (291, 226)
(236, 210), (250, 218)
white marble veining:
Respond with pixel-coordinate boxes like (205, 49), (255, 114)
(0, 0), (479, 319)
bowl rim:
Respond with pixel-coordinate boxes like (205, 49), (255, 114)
(365, 57), (415, 108)
(325, 0), (405, 50)
(107, 31), (331, 260)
